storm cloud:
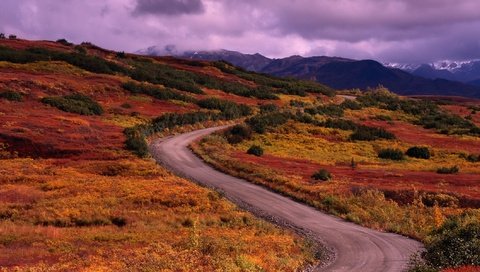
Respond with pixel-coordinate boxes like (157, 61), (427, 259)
(133, 0), (204, 16)
(1, 0), (480, 64)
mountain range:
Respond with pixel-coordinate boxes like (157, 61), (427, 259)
(385, 60), (480, 87)
(140, 46), (480, 98)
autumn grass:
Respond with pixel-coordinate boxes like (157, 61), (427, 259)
(192, 123), (480, 240)
(0, 155), (316, 271)
(234, 121), (480, 174)
(0, 42), (323, 270)
(0, 61), (89, 76)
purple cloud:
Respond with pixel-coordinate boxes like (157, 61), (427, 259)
(0, 0), (479, 64)
(133, 0), (204, 16)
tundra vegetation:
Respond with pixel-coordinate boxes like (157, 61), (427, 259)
(192, 87), (480, 272)
(0, 39), (329, 271)
(1, 39), (479, 271)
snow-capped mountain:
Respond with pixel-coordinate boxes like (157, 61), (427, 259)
(383, 62), (421, 72)
(431, 60), (479, 71)
(385, 60), (480, 84)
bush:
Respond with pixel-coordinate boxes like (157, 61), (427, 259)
(196, 98), (252, 119)
(340, 99), (362, 110)
(225, 124), (252, 144)
(259, 103), (279, 114)
(246, 112), (290, 133)
(41, 93), (104, 115)
(311, 169), (332, 181)
(0, 46), (126, 74)
(289, 100), (306, 107)
(74, 46), (87, 54)
(378, 148), (405, 161)
(350, 125), (396, 141)
(129, 62), (204, 94)
(437, 166), (459, 174)
(466, 154), (480, 163)
(124, 126), (149, 157)
(419, 112), (478, 135)
(56, 39), (73, 46)
(423, 220), (480, 269)
(406, 146), (431, 159)
(116, 51), (126, 58)
(324, 119), (358, 131)
(122, 81), (195, 103)
(0, 90), (23, 102)
(421, 193), (459, 208)
(247, 145), (263, 156)
(120, 103), (132, 109)
(305, 104), (344, 117)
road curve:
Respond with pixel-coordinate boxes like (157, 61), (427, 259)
(150, 126), (423, 272)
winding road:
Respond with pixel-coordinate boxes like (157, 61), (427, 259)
(150, 126), (423, 272)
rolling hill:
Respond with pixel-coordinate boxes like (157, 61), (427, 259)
(144, 48), (480, 98)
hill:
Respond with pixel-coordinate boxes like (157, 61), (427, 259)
(0, 38), (326, 270)
(2, 38), (480, 271)
(150, 48), (480, 98)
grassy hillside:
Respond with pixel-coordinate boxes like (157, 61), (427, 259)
(0, 39), (335, 271)
(192, 88), (480, 271)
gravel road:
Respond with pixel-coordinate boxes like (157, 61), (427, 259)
(150, 126), (423, 272)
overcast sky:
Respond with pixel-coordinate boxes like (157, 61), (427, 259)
(1, 0), (480, 63)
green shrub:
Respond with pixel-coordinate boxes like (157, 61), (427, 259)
(74, 46), (87, 54)
(259, 103), (279, 114)
(292, 112), (320, 125)
(247, 145), (263, 156)
(466, 154), (480, 163)
(324, 119), (358, 131)
(378, 148), (405, 161)
(225, 124), (252, 144)
(311, 169), (332, 181)
(423, 220), (480, 268)
(120, 103), (132, 109)
(350, 125), (396, 141)
(0, 90), (23, 102)
(246, 112), (290, 133)
(470, 126), (480, 135)
(289, 100), (307, 107)
(41, 93), (104, 115)
(56, 39), (73, 46)
(197, 98), (252, 119)
(340, 99), (362, 110)
(373, 114), (393, 121)
(122, 81), (195, 103)
(421, 193), (459, 208)
(419, 112), (478, 135)
(0, 46), (125, 74)
(406, 147), (431, 159)
(436, 166), (459, 174)
(124, 126), (149, 157)
(116, 51), (126, 58)
(305, 104), (344, 117)
(129, 62), (204, 94)
(110, 216), (127, 227)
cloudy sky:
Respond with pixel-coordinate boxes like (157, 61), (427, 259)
(1, 0), (480, 63)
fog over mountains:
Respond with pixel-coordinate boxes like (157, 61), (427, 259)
(139, 46), (480, 98)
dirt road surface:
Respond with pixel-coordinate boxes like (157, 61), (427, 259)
(151, 126), (422, 272)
